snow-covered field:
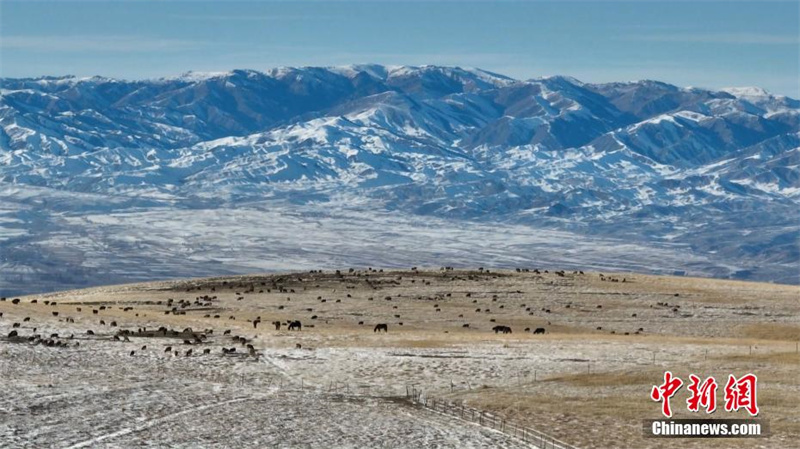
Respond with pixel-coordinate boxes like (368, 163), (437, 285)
(3, 189), (771, 297)
(2, 269), (798, 448)
(0, 341), (531, 449)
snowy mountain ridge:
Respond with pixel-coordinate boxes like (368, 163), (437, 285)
(1, 65), (798, 292)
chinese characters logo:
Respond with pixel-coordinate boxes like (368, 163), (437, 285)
(651, 372), (758, 418)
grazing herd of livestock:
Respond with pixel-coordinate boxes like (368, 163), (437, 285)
(0, 267), (658, 360)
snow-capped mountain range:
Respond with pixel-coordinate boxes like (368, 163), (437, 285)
(1, 65), (798, 293)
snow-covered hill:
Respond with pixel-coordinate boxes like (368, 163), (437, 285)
(1, 65), (798, 293)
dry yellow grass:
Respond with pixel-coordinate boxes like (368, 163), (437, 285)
(740, 323), (800, 341)
(4, 268), (799, 448)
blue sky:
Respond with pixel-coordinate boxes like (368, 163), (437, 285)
(1, 0), (798, 96)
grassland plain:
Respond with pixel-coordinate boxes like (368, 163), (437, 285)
(1, 269), (798, 448)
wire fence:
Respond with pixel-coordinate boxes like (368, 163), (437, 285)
(405, 386), (579, 449)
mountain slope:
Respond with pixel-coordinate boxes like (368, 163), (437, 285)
(1, 65), (798, 293)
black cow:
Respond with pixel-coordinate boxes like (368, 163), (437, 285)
(492, 325), (512, 334)
(288, 320), (302, 331)
(374, 323), (388, 333)
(533, 327), (546, 334)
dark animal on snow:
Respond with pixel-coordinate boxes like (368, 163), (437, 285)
(288, 320), (302, 331)
(533, 327), (546, 334)
(374, 323), (388, 333)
